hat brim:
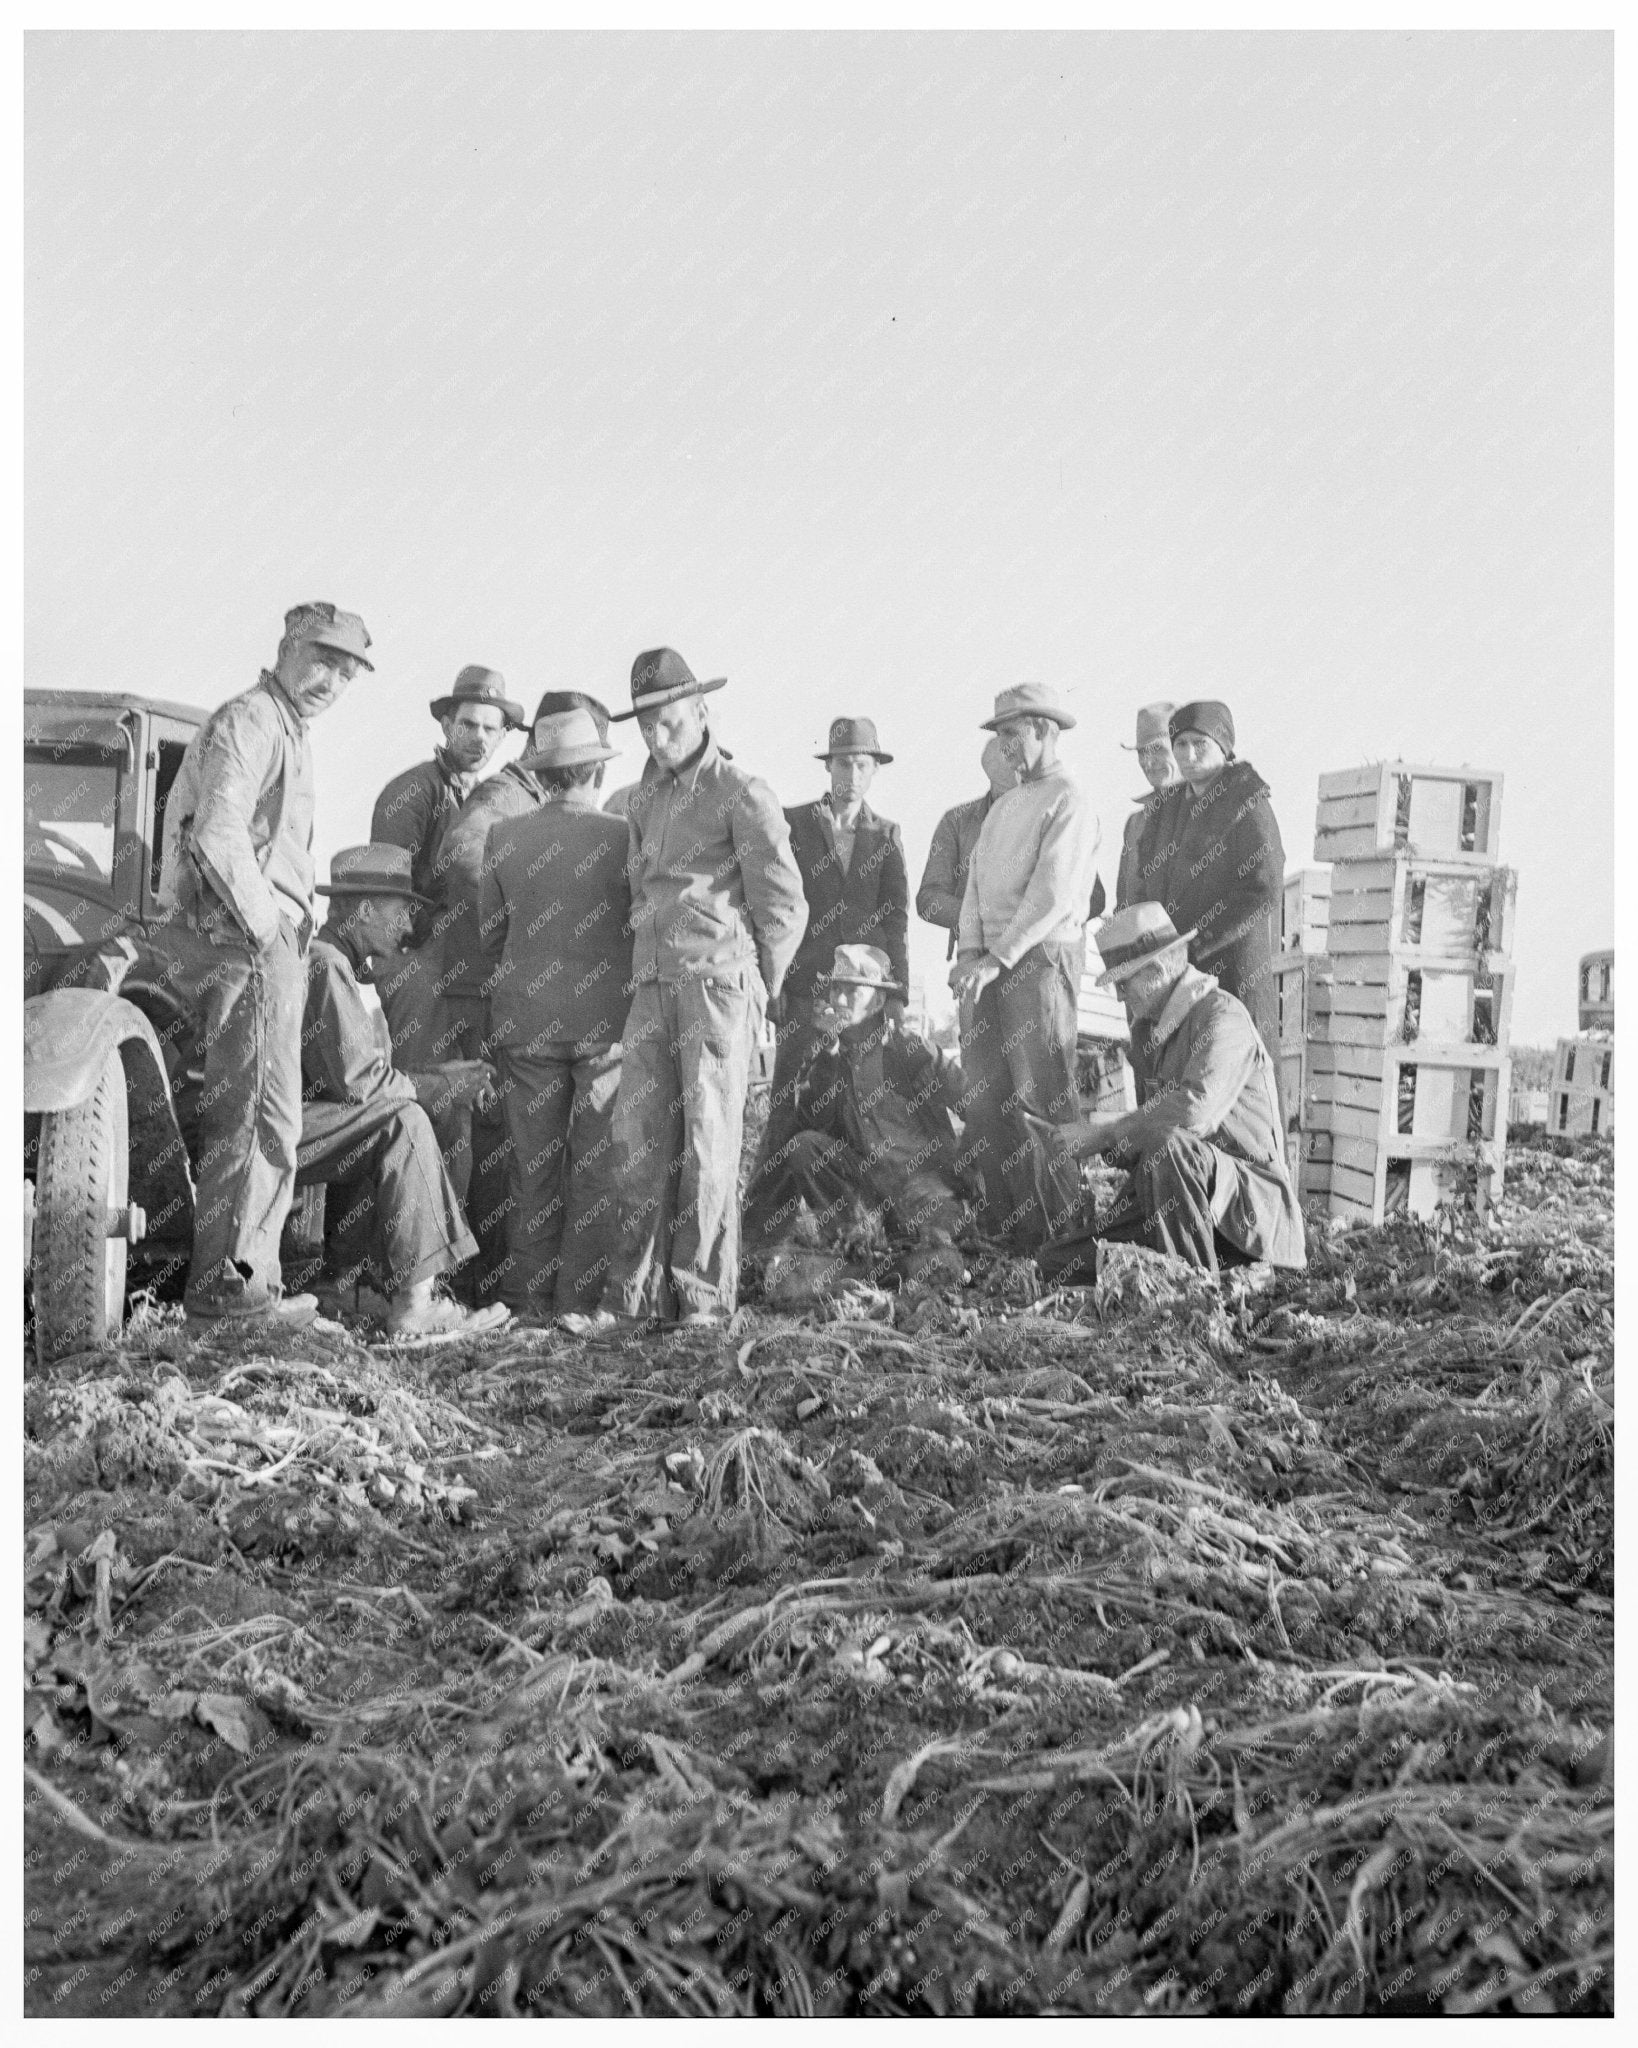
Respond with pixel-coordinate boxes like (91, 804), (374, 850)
(816, 749), (894, 764)
(1095, 928), (1196, 985)
(311, 639), (374, 673)
(519, 740), (620, 769)
(609, 676), (728, 722)
(429, 694), (526, 728)
(316, 881), (434, 908)
(828, 974), (904, 994)
(981, 709), (1077, 732)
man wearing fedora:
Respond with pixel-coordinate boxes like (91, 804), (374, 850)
(751, 716), (909, 1207)
(598, 648), (807, 1327)
(371, 665), (540, 1302)
(1114, 702), (1181, 909)
(297, 845), (512, 1341)
(949, 684), (1101, 1254)
(155, 600), (373, 1329)
(479, 701), (634, 1321)
(1032, 903), (1304, 1280)
(916, 735), (1019, 962)
(747, 944), (971, 1270)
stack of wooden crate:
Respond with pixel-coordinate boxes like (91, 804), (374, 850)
(1298, 763), (1515, 1223)
(1549, 950), (1614, 1136)
(1276, 866), (1332, 1174)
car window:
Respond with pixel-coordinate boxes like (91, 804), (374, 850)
(24, 750), (120, 881)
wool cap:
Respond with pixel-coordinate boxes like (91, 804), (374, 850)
(817, 716), (892, 763)
(1168, 700), (1236, 759)
(981, 682), (1076, 732)
(285, 603), (374, 672)
(1093, 903), (1197, 985)
(430, 666), (525, 729)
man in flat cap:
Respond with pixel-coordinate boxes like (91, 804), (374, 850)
(371, 665), (539, 1302)
(949, 683), (1101, 1254)
(1031, 904), (1304, 1280)
(747, 945), (972, 1275)
(596, 649), (807, 1328)
(1114, 702), (1180, 908)
(750, 715), (909, 1218)
(298, 846), (512, 1341)
(156, 600), (372, 1327)
(479, 701), (633, 1321)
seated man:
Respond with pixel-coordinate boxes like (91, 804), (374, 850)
(747, 945), (972, 1265)
(299, 844), (513, 1341)
(1033, 903), (1305, 1281)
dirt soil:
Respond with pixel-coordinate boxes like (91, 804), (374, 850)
(23, 1128), (1613, 2017)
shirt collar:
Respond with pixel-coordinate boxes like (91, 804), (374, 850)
(646, 729), (718, 794)
(435, 747), (480, 800)
(316, 918), (368, 975)
(1151, 964), (1218, 1046)
(261, 672), (306, 732)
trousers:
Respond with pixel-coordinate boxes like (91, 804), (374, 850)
(960, 937), (1083, 1252)
(162, 913), (307, 1309)
(755, 1129), (963, 1248)
(297, 1093), (476, 1296)
(603, 972), (762, 1321)
(497, 1040), (624, 1315)
(1036, 1129), (1257, 1282)
(756, 993), (824, 1185)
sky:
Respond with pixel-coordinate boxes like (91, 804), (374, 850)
(24, 30), (1611, 1043)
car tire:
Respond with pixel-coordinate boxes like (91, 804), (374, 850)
(31, 1047), (129, 1368)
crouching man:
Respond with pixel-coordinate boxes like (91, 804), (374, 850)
(299, 846), (512, 1341)
(747, 945), (972, 1271)
(1033, 904), (1305, 1282)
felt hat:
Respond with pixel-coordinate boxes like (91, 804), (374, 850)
(429, 665), (525, 729)
(1168, 700), (1236, 758)
(1121, 701), (1178, 752)
(981, 682), (1077, 732)
(285, 602), (374, 672)
(315, 844), (432, 905)
(521, 706), (618, 769)
(816, 716), (892, 763)
(1093, 903), (1197, 985)
(609, 647), (728, 723)
(828, 944), (903, 993)
(530, 690), (612, 742)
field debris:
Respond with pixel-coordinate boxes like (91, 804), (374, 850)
(24, 1127), (1613, 2016)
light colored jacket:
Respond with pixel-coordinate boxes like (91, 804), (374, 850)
(957, 765), (1100, 968)
(624, 732), (807, 994)
(157, 673), (313, 948)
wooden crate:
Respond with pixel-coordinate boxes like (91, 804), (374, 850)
(1577, 950), (1614, 1034)
(1280, 865), (1331, 954)
(1324, 858), (1517, 961)
(1314, 763), (1504, 864)
(1305, 954), (1515, 1053)
(1550, 1036), (1614, 1137)
(1300, 1045), (1510, 1221)
(1275, 956), (1309, 1049)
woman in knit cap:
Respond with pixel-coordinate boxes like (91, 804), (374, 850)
(1126, 700), (1286, 1124)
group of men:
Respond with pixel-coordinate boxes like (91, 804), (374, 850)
(153, 599), (1302, 1344)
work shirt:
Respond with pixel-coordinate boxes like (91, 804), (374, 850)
(916, 790), (997, 959)
(625, 731), (808, 994)
(480, 797), (635, 1049)
(372, 754), (542, 1004)
(159, 672), (315, 947)
(1125, 966), (1304, 1267)
(301, 926), (417, 1116)
(783, 797), (909, 1001)
(957, 765), (1101, 968)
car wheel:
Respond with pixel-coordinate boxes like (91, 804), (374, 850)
(31, 1047), (129, 1367)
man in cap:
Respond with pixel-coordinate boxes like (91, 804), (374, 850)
(752, 716), (909, 1197)
(297, 846), (512, 1340)
(747, 945), (972, 1272)
(596, 648), (807, 1328)
(155, 601), (372, 1327)
(1114, 702), (1180, 908)
(370, 665), (539, 1301)
(949, 684), (1101, 1253)
(479, 702), (633, 1321)
(916, 735), (1019, 960)
(1031, 904), (1304, 1280)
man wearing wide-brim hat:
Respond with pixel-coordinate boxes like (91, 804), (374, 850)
(1026, 903), (1304, 1281)
(295, 844), (512, 1341)
(947, 684), (1102, 1253)
(751, 715), (910, 1210)
(155, 600), (373, 1330)
(1113, 701), (1180, 909)
(594, 648), (807, 1328)
(477, 704), (634, 1322)
(746, 946), (973, 1273)
(370, 664), (540, 1305)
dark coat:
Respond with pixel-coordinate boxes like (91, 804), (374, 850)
(783, 799), (909, 1001)
(1115, 790), (1171, 910)
(1129, 760), (1284, 1076)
